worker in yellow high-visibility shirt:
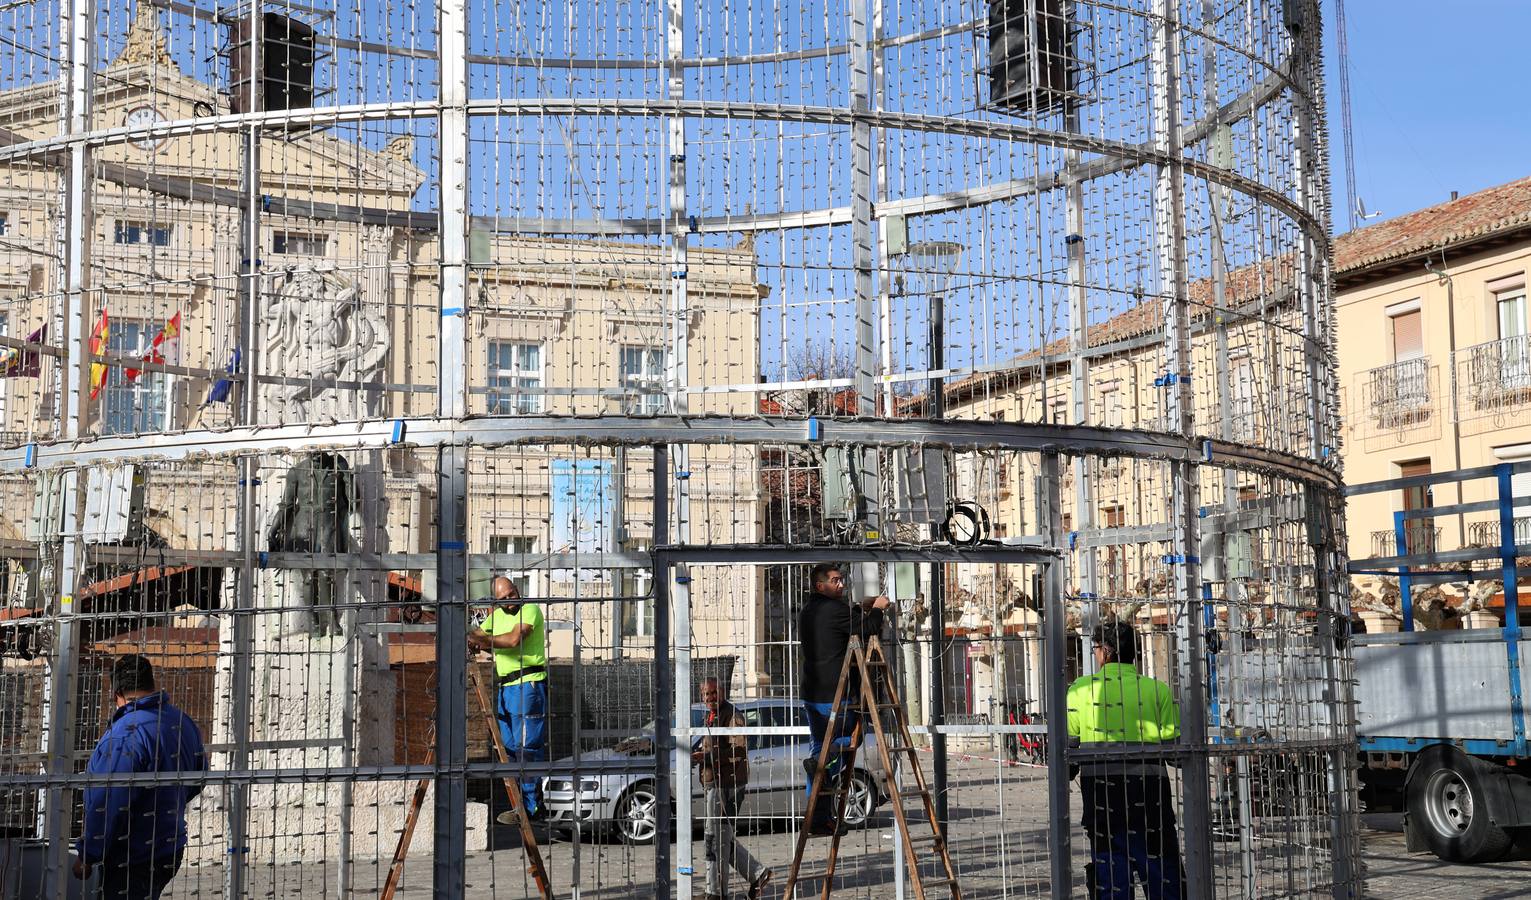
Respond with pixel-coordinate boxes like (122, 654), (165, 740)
(469, 576), (548, 821)
(1066, 620), (1186, 900)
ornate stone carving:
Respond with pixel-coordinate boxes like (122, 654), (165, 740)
(260, 266), (390, 424)
(112, 4), (178, 72)
(379, 134), (414, 166)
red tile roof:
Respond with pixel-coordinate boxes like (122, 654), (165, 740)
(1334, 174), (1531, 277)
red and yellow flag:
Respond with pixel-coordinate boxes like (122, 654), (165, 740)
(88, 308), (109, 400)
(126, 312), (181, 382)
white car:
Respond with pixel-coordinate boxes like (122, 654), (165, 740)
(542, 698), (891, 844)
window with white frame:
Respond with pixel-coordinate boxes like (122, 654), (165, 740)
(487, 342), (543, 414)
(272, 231), (329, 255)
(1230, 351), (1257, 441)
(1495, 283), (1529, 388)
(113, 220), (172, 246)
(1099, 383), (1124, 428)
(0, 214), (9, 236)
(619, 539), (654, 638)
(100, 321), (170, 435)
(1049, 394), (1069, 424)
(619, 345), (667, 414)
(490, 534), (538, 598)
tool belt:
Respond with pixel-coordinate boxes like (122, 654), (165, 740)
(496, 664), (547, 685)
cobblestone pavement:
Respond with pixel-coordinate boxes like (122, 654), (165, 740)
(1360, 813), (1531, 899)
(152, 760), (1531, 898)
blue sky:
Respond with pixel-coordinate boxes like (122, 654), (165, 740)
(1324, 0), (1531, 235)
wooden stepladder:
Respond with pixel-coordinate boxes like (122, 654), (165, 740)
(379, 667), (552, 900)
(782, 635), (961, 900)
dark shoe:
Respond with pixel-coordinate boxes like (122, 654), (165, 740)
(807, 822), (845, 838)
(749, 868), (773, 900)
(802, 757), (817, 779)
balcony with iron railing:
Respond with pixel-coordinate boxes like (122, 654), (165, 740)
(1371, 524), (1441, 558)
(1359, 356), (1434, 431)
(1457, 333), (1531, 418)
(1467, 516), (1531, 548)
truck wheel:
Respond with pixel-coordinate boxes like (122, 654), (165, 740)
(1407, 751), (1513, 862)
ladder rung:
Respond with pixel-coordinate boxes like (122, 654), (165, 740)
(896, 788), (929, 801)
(916, 876), (957, 892)
(907, 832), (945, 847)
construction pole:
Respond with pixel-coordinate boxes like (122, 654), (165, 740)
(1041, 452), (1072, 899)
(434, 0), (471, 888)
(1150, 2), (1214, 896)
(40, 0), (92, 896)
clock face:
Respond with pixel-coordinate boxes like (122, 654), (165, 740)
(124, 105), (167, 151)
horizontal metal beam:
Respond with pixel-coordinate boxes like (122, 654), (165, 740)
(0, 104), (1321, 246)
(0, 415), (1343, 491)
(4, 757), (663, 790)
(1345, 459), (1531, 496)
(1349, 544), (1531, 571)
(654, 543), (1058, 567)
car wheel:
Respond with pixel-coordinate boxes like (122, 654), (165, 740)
(617, 781), (660, 845)
(840, 771), (877, 829)
(1407, 749), (1513, 863)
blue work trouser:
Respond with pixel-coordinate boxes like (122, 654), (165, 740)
(802, 700), (859, 830)
(1080, 773), (1186, 900)
(495, 679), (548, 816)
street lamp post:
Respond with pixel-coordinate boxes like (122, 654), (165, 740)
(899, 238), (961, 829)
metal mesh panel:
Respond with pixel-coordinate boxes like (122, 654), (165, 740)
(0, 0), (1355, 898)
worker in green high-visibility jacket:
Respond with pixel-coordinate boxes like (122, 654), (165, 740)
(1066, 620), (1187, 900)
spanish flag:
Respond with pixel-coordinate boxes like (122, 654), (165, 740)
(88, 308), (109, 400)
(126, 312), (181, 382)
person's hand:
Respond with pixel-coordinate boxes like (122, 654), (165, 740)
(73, 858), (90, 880)
(871, 595), (891, 610)
(691, 750), (704, 764)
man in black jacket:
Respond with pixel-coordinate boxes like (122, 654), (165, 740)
(799, 563), (889, 835)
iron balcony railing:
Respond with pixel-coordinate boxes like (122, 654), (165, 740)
(1361, 356), (1432, 429)
(1371, 525), (1440, 557)
(1458, 333), (1531, 412)
(1467, 516), (1531, 548)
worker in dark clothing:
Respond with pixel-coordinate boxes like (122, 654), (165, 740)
(75, 654), (207, 900)
(1067, 621), (1186, 900)
(799, 563), (889, 835)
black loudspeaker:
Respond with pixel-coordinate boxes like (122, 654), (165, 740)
(987, 0), (1072, 114)
(228, 13), (315, 115)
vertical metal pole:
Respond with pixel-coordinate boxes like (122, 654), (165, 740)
(925, 285), (951, 828)
(1497, 466), (1525, 754)
(652, 446), (673, 897)
(435, 0), (470, 889)
(662, 0), (693, 891)
(849, 0), (884, 595)
(225, 9), (265, 891)
(41, 0), (91, 894)
(1150, 2), (1213, 896)
(1062, 5), (1098, 661)
(433, 447), (469, 898)
(1306, 485), (1358, 897)
(1041, 452), (1071, 899)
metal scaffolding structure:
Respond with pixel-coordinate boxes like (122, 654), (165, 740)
(0, 0), (1358, 897)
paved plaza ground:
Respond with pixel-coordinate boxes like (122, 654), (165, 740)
(156, 758), (1531, 898)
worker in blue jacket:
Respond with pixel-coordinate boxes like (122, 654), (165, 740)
(75, 653), (207, 900)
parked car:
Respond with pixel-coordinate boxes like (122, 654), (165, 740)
(542, 698), (890, 844)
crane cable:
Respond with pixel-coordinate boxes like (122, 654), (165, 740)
(1334, 0), (1359, 232)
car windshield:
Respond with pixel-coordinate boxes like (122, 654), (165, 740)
(618, 708), (709, 750)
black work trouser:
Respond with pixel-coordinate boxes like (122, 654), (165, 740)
(98, 847), (185, 900)
(1080, 773), (1187, 900)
